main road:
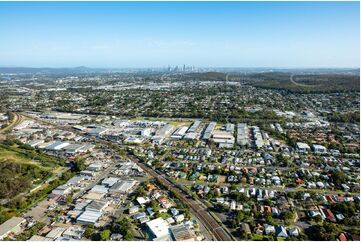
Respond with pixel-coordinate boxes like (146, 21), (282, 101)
(128, 154), (234, 241)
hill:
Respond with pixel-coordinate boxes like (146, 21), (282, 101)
(246, 72), (360, 93)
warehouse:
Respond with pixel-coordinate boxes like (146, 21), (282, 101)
(76, 210), (103, 225)
(212, 130), (235, 148)
(237, 123), (249, 146)
(0, 217), (26, 240)
(45, 141), (70, 150)
(187, 120), (201, 133)
(86, 127), (108, 136)
(171, 126), (188, 139)
(64, 143), (85, 154)
(110, 180), (137, 194)
(86, 200), (109, 212)
(202, 122), (216, 140)
(170, 224), (197, 241)
(45, 227), (66, 240)
(146, 218), (171, 241)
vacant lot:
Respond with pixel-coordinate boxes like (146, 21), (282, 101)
(0, 143), (66, 200)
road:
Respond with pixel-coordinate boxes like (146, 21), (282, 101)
(290, 74), (319, 88)
(128, 154), (234, 241)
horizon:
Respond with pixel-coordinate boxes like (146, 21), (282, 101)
(0, 66), (360, 70)
(0, 1), (360, 68)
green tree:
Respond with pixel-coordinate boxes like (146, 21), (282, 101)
(84, 228), (95, 239)
(72, 156), (86, 172)
(100, 229), (111, 241)
(124, 230), (134, 241)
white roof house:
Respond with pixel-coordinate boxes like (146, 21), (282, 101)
(312, 144), (327, 154)
(264, 224), (275, 235)
(288, 227), (300, 237)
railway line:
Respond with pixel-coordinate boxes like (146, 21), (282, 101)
(129, 154), (233, 241)
(0, 112), (23, 134)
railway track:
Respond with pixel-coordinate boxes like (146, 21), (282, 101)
(0, 112), (23, 133)
(129, 154), (233, 241)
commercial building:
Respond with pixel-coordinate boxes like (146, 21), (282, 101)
(146, 218), (171, 241)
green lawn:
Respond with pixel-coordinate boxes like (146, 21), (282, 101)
(0, 144), (64, 169)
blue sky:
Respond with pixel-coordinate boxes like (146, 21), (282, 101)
(0, 1), (359, 68)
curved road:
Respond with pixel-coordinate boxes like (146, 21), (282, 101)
(290, 74), (320, 88)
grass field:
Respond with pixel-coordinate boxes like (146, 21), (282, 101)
(0, 146), (41, 166)
(0, 143), (64, 168)
(0, 143), (66, 199)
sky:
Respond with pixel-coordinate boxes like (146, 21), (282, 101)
(0, 1), (359, 68)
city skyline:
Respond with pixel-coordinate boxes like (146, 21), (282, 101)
(0, 1), (359, 68)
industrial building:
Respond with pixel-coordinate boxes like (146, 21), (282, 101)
(0, 217), (26, 240)
(202, 122), (216, 140)
(187, 120), (201, 133)
(171, 126), (189, 139)
(237, 123), (249, 146)
(146, 218), (171, 241)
